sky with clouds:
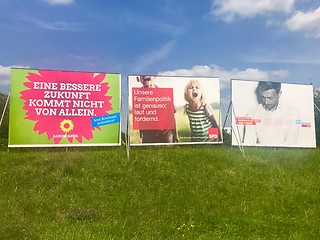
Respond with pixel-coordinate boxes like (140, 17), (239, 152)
(1, 0), (320, 98)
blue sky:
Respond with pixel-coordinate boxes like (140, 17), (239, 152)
(1, 0), (320, 102)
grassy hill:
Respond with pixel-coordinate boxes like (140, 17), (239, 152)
(0, 144), (319, 239)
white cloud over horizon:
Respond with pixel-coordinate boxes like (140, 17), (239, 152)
(0, 66), (11, 87)
(158, 64), (289, 88)
(210, 0), (295, 22)
(285, 7), (320, 39)
(0, 64), (289, 93)
(0, 65), (28, 87)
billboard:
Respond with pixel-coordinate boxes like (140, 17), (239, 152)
(9, 68), (121, 147)
(128, 75), (222, 146)
(231, 80), (316, 148)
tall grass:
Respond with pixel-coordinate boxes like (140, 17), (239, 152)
(0, 142), (319, 239)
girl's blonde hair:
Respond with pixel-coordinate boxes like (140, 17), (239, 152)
(184, 79), (205, 104)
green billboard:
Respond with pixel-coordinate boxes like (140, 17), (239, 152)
(9, 68), (121, 147)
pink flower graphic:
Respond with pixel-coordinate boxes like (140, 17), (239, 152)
(20, 70), (113, 144)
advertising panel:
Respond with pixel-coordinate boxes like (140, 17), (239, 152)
(9, 68), (121, 147)
(231, 80), (316, 148)
(128, 75), (222, 146)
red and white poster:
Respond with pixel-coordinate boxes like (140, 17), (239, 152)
(128, 75), (222, 146)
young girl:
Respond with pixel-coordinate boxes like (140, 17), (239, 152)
(184, 79), (220, 142)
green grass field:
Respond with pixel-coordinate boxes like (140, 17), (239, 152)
(0, 139), (320, 239)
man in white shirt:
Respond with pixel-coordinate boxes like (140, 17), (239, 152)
(242, 81), (300, 146)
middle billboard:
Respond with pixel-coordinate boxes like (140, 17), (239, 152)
(128, 75), (223, 146)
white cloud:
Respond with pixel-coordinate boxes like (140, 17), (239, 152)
(44, 0), (74, 5)
(210, 0), (295, 22)
(158, 64), (289, 88)
(285, 7), (320, 38)
(269, 69), (289, 79)
(0, 65), (13, 87)
(134, 40), (176, 72)
(0, 65), (28, 87)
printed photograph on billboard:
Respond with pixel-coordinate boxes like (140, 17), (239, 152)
(128, 75), (222, 146)
(231, 79), (316, 148)
(9, 68), (121, 147)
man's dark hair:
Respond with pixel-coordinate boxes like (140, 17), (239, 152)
(257, 81), (281, 94)
(255, 81), (281, 104)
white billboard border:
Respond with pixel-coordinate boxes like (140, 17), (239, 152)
(127, 74), (223, 147)
(230, 79), (317, 149)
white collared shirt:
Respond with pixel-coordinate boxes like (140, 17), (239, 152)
(242, 102), (300, 146)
